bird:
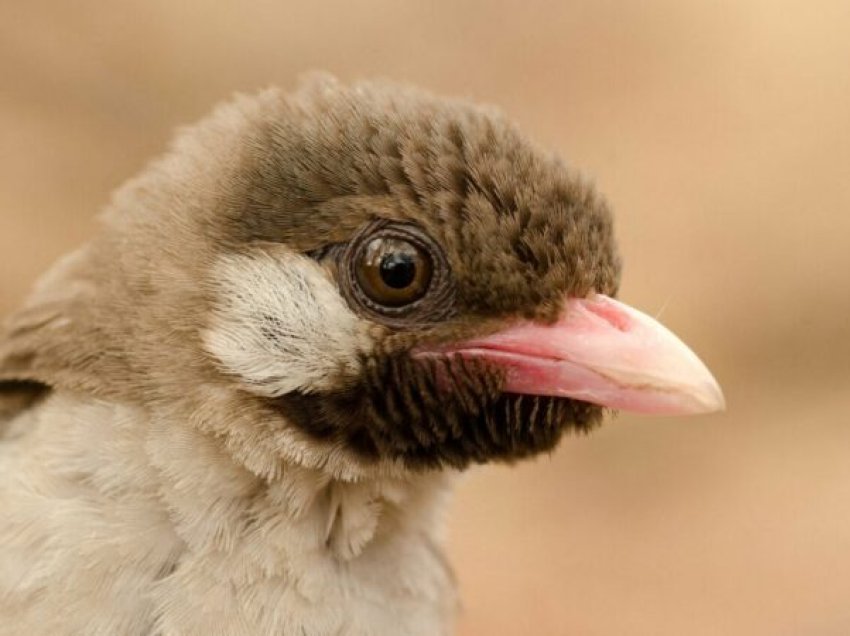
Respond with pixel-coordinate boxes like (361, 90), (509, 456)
(0, 74), (723, 635)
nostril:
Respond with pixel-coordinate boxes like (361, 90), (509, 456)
(581, 297), (632, 332)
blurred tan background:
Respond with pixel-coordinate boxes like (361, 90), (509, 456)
(2, 1), (849, 634)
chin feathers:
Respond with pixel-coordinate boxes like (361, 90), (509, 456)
(276, 352), (603, 470)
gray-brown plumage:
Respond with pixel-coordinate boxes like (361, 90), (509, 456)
(0, 74), (720, 635)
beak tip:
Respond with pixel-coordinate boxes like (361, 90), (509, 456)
(709, 382), (727, 413)
(690, 376), (726, 415)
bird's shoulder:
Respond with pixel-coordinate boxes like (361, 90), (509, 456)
(0, 245), (137, 420)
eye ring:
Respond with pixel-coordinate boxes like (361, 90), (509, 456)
(339, 220), (456, 328)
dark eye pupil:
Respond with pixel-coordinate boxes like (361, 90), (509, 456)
(380, 253), (417, 289)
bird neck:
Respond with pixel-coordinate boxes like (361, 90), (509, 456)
(146, 397), (456, 552)
(145, 404), (459, 631)
(13, 392), (459, 634)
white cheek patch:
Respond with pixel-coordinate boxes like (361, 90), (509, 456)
(204, 249), (372, 397)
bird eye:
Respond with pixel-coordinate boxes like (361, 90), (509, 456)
(338, 221), (456, 327)
(355, 237), (433, 307)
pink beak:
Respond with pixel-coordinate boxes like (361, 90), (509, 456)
(416, 294), (725, 416)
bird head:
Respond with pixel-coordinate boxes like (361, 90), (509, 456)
(0, 75), (723, 477)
